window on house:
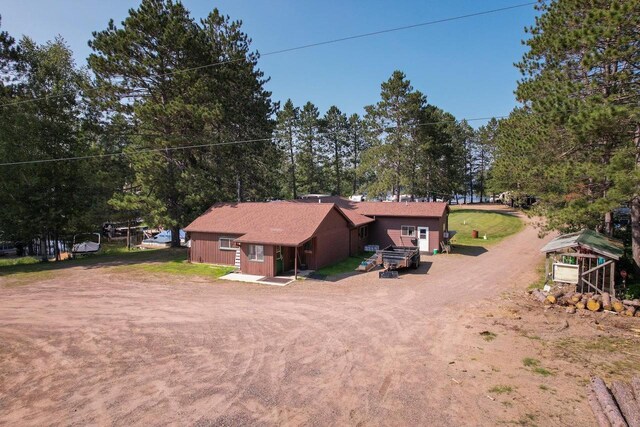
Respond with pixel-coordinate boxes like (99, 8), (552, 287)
(219, 237), (235, 250)
(359, 225), (368, 239)
(303, 240), (313, 252)
(248, 244), (264, 262)
(401, 226), (416, 237)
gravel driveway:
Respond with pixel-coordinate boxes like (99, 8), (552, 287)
(0, 207), (550, 426)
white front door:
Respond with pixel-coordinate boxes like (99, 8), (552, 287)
(418, 227), (429, 252)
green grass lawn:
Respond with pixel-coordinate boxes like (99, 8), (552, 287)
(130, 258), (235, 279)
(314, 252), (375, 277)
(0, 256), (41, 267)
(449, 209), (524, 246)
(0, 244), (234, 284)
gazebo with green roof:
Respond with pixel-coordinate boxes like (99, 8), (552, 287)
(540, 229), (624, 296)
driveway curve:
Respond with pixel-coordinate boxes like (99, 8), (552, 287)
(0, 206), (550, 426)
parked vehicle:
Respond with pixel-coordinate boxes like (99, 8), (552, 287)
(72, 233), (102, 257)
(141, 229), (187, 248)
(0, 241), (16, 257)
(376, 245), (421, 270)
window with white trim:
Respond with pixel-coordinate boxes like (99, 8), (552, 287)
(248, 244), (264, 262)
(358, 225), (368, 239)
(219, 237), (235, 250)
(401, 225), (416, 237)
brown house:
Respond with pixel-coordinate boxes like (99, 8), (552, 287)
(184, 202), (367, 277)
(185, 198), (448, 278)
(295, 196), (449, 254)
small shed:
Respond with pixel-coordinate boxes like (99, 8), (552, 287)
(540, 230), (624, 296)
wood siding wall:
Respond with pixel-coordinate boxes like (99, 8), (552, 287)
(349, 228), (359, 256)
(349, 227), (370, 255)
(240, 244), (276, 277)
(369, 216), (443, 253)
(282, 246), (294, 272)
(189, 206), (378, 274)
(313, 208), (350, 269)
(189, 232), (242, 265)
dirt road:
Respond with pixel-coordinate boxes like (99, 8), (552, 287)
(1, 207), (573, 426)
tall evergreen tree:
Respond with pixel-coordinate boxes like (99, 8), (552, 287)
(475, 118), (498, 201)
(346, 113), (368, 195)
(491, 0), (640, 268)
(200, 10), (277, 203)
(0, 35), (102, 258)
(274, 99), (299, 199)
(361, 71), (425, 201)
(297, 101), (322, 194)
(321, 106), (348, 195)
(414, 107), (467, 201)
(88, 0), (275, 245)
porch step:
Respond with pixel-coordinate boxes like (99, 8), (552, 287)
(234, 249), (241, 268)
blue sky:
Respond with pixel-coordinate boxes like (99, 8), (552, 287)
(1, 0), (538, 127)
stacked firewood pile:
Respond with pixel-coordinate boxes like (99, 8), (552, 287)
(530, 288), (640, 316)
(588, 377), (640, 427)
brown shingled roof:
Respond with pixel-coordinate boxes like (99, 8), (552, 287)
(184, 202), (348, 246)
(296, 196), (448, 219)
(292, 197), (374, 227)
(352, 200), (448, 218)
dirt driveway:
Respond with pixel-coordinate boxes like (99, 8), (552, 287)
(1, 207), (589, 426)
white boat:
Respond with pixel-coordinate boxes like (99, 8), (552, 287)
(72, 233), (101, 256)
(141, 229), (187, 248)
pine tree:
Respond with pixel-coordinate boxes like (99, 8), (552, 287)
(475, 118), (498, 202)
(414, 107), (467, 201)
(274, 99), (299, 198)
(0, 35), (102, 258)
(88, 0), (275, 245)
(361, 71), (425, 201)
(492, 0), (640, 267)
(297, 101), (322, 195)
(321, 106), (348, 195)
(346, 113), (368, 195)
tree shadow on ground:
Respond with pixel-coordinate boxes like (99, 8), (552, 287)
(0, 248), (187, 278)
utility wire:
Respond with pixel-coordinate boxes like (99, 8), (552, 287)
(11, 100), (632, 167)
(0, 113), (514, 167)
(4, 96), (633, 167)
(0, 2), (536, 109)
(0, 136), (273, 166)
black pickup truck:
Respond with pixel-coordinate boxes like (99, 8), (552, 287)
(376, 245), (421, 270)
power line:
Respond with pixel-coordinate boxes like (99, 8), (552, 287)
(418, 115), (507, 127)
(0, 113), (513, 167)
(0, 136), (273, 166)
(7, 97), (633, 167)
(0, 2), (536, 109)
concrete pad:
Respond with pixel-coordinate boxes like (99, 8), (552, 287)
(220, 272), (294, 286)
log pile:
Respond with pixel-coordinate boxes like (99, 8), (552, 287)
(588, 376), (640, 427)
(530, 288), (640, 317)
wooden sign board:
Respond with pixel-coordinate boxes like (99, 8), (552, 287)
(552, 262), (579, 284)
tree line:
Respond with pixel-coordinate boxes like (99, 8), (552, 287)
(487, 0), (640, 270)
(276, 72), (497, 204)
(0, 0), (495, 253)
